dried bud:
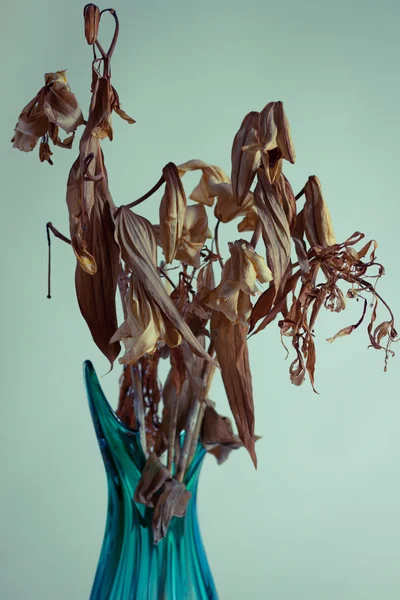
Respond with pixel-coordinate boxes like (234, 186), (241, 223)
(303, 176), (336, 248)
(159, 163), (187, 263)
(84, 4), (100, 45)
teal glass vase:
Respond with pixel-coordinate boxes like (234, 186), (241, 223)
(84, 360), (218, 600)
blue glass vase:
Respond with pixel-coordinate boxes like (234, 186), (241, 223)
(84, 361), (218, 600)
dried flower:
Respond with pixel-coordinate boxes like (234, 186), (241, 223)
(11, 70), (84, 156)
(174, 204), (212, 267)
(205, 240), (272, 325)
(110, 276), (182, 364)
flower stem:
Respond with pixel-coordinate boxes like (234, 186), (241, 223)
(214, 219), (224, 269)
(116, 174), (165, 215)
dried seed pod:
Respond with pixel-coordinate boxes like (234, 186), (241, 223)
(303, 176), (336, 248)
(83, 4), (100, 45)
(159, 163), (187, 263)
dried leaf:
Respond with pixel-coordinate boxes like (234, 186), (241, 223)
(134, 453), (171, 507)
(152, 479), (191, 545)
(75, 190), (121, 366)
(254, 169), (291, 294)
(210, 310), (257, 467)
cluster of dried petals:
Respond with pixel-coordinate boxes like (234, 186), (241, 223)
(231, 101), (295, 206)
(11, 70), (84, 159)
(134, 453), (191, 544)
(205, 240), (272, 325)
(155, 203), (212, 268)
(110, 276), (181, 364)
(178, 159), (253, 224)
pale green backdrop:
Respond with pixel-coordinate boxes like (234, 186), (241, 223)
(1, 0), (400, 598)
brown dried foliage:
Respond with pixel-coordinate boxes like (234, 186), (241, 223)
(13, 4), (398, 543)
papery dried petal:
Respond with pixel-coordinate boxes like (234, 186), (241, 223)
(274, 101), (296, 164)
(231, 111), (260, 205)
(43, 71), (85, 134)
(237, 207), (259, 232)
(134, 453), (171, 508)
(174, 204), (212, 267)
(254, 169), (291, 294)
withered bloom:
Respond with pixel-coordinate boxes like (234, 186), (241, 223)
(174, 204), (212, 267)
(114, 207), (213, 363)
(241, 101), (296, 185)
(11, 70), (84, 156)
(110, 276), (182, 364)
(178, 159), (253, 223)
(205, 240), (272, 325)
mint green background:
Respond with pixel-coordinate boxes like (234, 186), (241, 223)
(1, 0), (400, 598)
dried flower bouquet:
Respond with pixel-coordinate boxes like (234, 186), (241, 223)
(12, 5), (398, 544)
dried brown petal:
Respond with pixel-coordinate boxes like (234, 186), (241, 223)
(231, 111), (261, 205)
(177, 160), (229, 207)
(273, 101), (296, 164)
(254, 169), (291, 294)
(134, 453), (171, 508)
(159, 163), (187, 263)
(205, 240), (272, 325)
(201, 404), (243, 464)
(43, 71), (85, 134)
(174, 204), (212, 267)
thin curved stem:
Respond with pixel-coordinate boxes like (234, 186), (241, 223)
(214, 219), (224, 269)
(116, 174), (165, 215)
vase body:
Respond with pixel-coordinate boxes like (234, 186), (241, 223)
(84, 361), (218, 600)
